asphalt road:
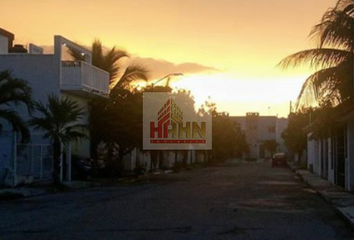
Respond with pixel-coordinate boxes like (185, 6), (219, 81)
(1, 160), (353, 240)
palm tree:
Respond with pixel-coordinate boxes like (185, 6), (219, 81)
(69, 39), (149, 158)
(68, 39), (149, 89)
(29, 95), (86, 185)
(279, 0), (354, 110)
(0, 70), (32, 142)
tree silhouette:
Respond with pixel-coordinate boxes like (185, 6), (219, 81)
(29, 95), (86, 185)
(0, 70), (32, 143)
(279, 0), (353, 109)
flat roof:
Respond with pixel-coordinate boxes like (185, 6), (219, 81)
(0, 28), (14, 40)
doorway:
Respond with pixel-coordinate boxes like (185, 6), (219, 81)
(335, 126), (346, 188)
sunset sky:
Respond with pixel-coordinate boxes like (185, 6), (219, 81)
(1, 0), (337, 117)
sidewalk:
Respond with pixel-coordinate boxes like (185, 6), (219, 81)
(0, 181), (99, 201)
(0, 187), (46, 200)
(294, 168), (354, 227)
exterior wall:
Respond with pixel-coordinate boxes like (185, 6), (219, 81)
(60, 92), (90, 158)
(0, 35), (8, 54)
(276, 118), (288, 153)
(162, 151), (174, 168)
(123, 149), (204, 172)
(346, 121), (354, 191)
(327, 138), (335, 184)
(258, 117), (277, 158)
(258, 117), (277, 142)
(307, 134), (315, 171)
(0, 53), (100, 160)
(0, 57), (59, 149)
(123, 148), (137, 171)
(0, 54), (60, 120)
(0, 131), (15, 185)
(313, 140), (320, 175)
(0, 54), (60, 131)
(0, 35), (109, 184)
(245, 113), (259, 158)
(306, 121), (354, 192)
(124, 149), (157, 172)
(231, 114), (286, 159)
(0, 54), (59, 184)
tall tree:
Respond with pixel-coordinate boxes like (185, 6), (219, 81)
(29, 95), (86, 185)
(0, 70), (32, 142)
(212, 112), (249, 162)
(281, 111), (310, 162)
(279, 0), (354, 109)
(69, 40), (149, 158)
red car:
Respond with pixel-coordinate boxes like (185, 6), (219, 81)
(271, 153), (287, 167)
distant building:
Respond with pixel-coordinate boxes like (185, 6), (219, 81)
(230, 112), (288, 159)
(0, 29), (110, 185)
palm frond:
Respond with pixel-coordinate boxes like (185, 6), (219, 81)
(112, 64), (149, 90)
(310, 7), (354, 50)
(90, 39), (129, 84)
(30, 95), (85, 144)
(295, 62), (353, 110)
(103, 47), (129, 84)
(62, 127), (87, 143)
(91, 39), (104, 69)
(0, 109), (30, 143)
(0, 70), (33, 111)
(29, 116), (53, 133)
(334, 0), (354, 13)
(278, 48), (351, 70)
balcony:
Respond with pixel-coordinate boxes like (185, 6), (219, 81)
(61, 61), (109, 97)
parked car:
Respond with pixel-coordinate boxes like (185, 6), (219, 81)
(271, 153), (287, 167)
(72, 156), (93, 180)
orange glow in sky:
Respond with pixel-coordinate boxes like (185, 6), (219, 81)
(1, 0), (337, 117)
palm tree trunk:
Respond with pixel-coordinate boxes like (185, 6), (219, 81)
(52, 137), (62, 186)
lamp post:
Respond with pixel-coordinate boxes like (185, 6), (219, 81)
(151, 73), (183, 87)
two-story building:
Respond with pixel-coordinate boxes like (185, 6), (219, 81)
(0, 29), (109, 186)
(230, 112), (288, 159)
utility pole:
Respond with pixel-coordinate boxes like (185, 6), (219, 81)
(151, 73), (183, 87)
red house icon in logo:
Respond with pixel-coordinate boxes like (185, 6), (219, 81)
(150, 98), (182, 139)
(150, 98), (206, 144)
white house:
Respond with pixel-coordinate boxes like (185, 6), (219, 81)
(306, 111), (354, 191)
(230, 113), (288, 159)
(0, 29), (109, 186)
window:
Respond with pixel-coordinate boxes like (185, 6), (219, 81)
(268, 126), (275, 133)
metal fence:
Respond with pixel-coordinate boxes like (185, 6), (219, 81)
(16, 144), (53, 181)
(0, 131), (54, 186)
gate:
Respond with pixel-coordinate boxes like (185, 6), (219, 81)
(16, 144), (54, 181)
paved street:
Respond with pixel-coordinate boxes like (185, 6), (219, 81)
(1, 160), (353, 240)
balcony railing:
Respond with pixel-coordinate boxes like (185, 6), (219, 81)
(61, 61), (109, 97)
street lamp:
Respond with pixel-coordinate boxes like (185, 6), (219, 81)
(151, 73), (183, 87)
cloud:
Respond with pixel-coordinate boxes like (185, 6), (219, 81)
(39, 45), (218, 80)
(131, 57), (219, 80)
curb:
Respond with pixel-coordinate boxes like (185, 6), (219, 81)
(0, 188), (46, 201)
(337, 207), (354, 227)
(294, 169), (354, 228)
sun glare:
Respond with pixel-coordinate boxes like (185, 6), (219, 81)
(170, 73), (308, 117)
